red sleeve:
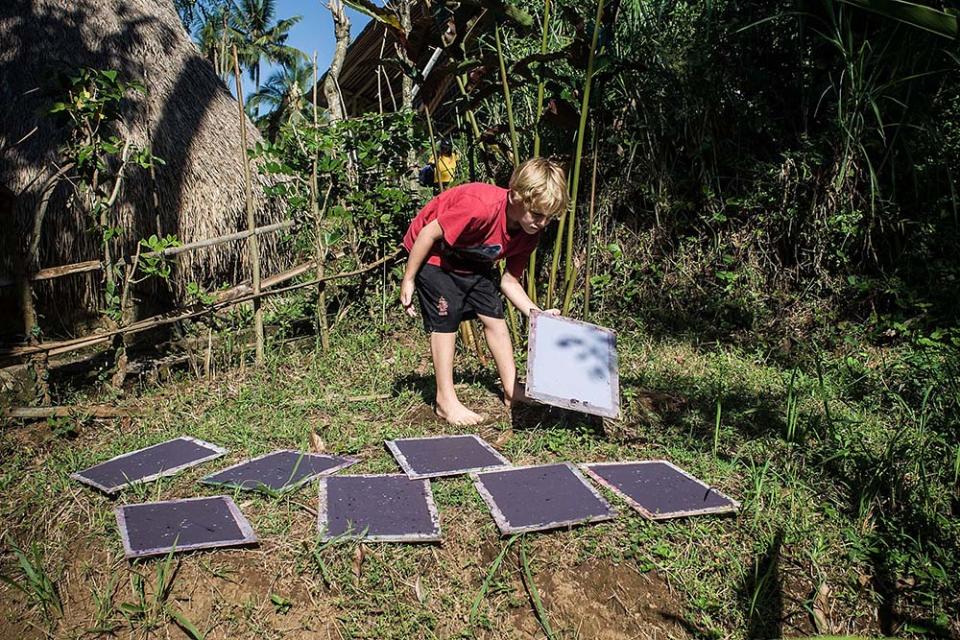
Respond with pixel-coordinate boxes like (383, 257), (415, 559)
(434, 188), (474, 246)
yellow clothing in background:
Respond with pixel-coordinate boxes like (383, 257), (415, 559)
(431, 152), (459, 185)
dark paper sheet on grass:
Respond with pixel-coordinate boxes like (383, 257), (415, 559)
(582, 460), (740, 520)
(385, 434), (510, 479)
(526, 311), (620, 418)
(472, 462), (616, 535)
(201, 450), (358, 493)
(115, 495), (257, 559)
(71, 436), (227, 494)
(318, 474), (441, 542)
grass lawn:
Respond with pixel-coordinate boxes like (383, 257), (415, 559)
(1, 319), (956, 639)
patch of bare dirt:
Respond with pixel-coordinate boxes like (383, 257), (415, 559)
(508, 560), (689, 640)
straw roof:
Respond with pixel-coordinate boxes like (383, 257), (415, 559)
(0, 0), (288, 329)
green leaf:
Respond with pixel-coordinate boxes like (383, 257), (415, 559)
(839, 0), (958, 39)
(169, 608), (204, 639)
(100, 70), (118, 82)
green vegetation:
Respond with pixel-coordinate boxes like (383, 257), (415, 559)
(2, 0), (958, 637)
(2, 319), (958, 637)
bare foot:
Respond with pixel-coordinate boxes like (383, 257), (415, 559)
(435, 398), (484, 426)
(505, 380), (527, 410)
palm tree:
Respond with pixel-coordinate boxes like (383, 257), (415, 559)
(247, 59), (313, 140)
(231, 0), (304, 90)
(193, 1), (235, 78)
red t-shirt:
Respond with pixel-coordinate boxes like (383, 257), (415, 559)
(402, 183), (539, 278)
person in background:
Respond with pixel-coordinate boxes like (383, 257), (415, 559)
(419, 140), (459, 192)
(433, 139), (459, 188)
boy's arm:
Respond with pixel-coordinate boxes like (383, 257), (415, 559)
(500, 270), (559, 318)
(400, 219), (444, 317)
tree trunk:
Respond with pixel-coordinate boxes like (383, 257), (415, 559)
(324, 0), (351, 122)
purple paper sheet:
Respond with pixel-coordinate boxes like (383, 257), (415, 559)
(318, 474), (441, 542)
(115, 496), (257, 559)
(582, 461), (740, 520)
(472, 462), (616, 535)
(526, 311), (620, 418)
(72, 436), (227, 494)
(385, 434), (511, 479)
(201, 450), (358, 493)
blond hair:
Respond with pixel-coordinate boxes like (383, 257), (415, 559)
(508, 157), (569, 217)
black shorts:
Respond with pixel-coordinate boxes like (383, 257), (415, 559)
(414, 264), (504, 333)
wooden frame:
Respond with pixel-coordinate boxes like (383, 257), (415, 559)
(317, 474), (442, 543)
(581, 460), (740, 520)
(115, 495), (257, 559)
(525, 310), (620, 419)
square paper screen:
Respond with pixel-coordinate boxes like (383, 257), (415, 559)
(583, 461), (739, 520)
(526, 312), (619, 418)
(115, 496), (256, 558)
(386, 435), (510, 479)
(473, 463), (616, 535)
(319, 475), (441, 542)
(202, 450), (357, 493)
(72, 437), (227, 494)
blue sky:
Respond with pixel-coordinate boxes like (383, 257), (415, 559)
(259, 0), (371, 83)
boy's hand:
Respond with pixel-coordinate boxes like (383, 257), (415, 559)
(400, 278), (417, 317)
(542, 308), (561, 315)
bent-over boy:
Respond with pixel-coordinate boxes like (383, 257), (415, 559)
(400, 158), (569, 425)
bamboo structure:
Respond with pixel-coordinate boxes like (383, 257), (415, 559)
(0, 251), (401, 363)
(527, 0), (552, 304)
(0, 220), (298, 288)
(312, 52), (331, 351)
(232, 45), (265, 364)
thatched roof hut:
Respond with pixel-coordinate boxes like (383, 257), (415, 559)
(0, 0), (289, 338)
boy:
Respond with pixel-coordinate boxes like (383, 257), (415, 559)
(399, 157), (568, 425)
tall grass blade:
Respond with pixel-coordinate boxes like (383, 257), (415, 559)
(713, 395), (722, 456)
(839, 0), (958, 39)
(470, 534), (519, 625)
(170, 608), (205, 639)
(519, 536), (555, 639)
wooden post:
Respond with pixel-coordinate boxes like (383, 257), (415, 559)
(312, 52), (330, 352)
(232, 45), (264, 364)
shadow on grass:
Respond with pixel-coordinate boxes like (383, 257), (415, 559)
(391, 369), (503, 407)
(509, 399), (605, 437)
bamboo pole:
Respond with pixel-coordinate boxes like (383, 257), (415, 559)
(582, 143), (599, 320)
(0, 220), (298, 287)
(492, 25), (522, 345)
(548, 0), (604, 309)
(527, 0), (552, 305)
(494, 25), (520, 166)
(312, 52), (331, 352)
(232, 45), (264, 365)
(3, 405), (131, 420)
(561, 0), (604, 301)
(1, 251), (402, 362)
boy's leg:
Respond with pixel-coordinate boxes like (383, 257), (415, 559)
(477, 315), (518, 408)
(430, 331), (484, 426)
(414, 265), (484, 426)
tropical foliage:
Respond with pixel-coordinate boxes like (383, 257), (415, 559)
(165, 0), (960, 631)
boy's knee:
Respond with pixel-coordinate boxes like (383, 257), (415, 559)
(480, 317), (509, 335)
